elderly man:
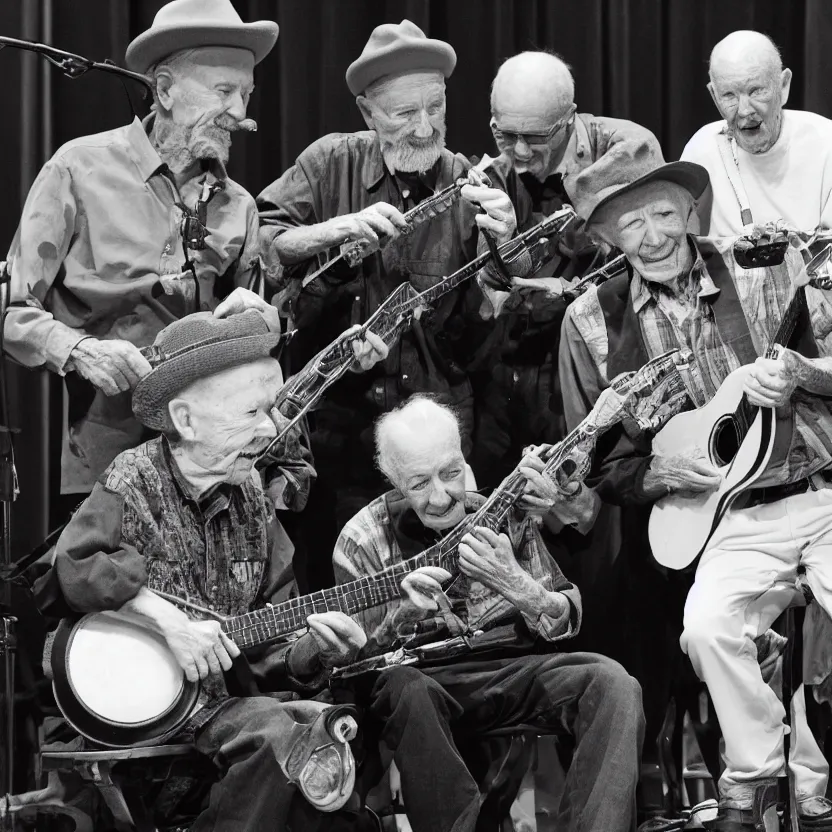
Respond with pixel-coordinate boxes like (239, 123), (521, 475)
(559, 144), (832, 830)
(332, 395), (644, 832)
(469, 50), (661, 488)
(36, 310), (369, 831)
(3, 0), (283, 513)
(681, 30), (832, 351)
(258, 20), (517, 585)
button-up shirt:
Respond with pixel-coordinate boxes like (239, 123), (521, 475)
(51, 435), (319, 715)
(5, 115), (262, 492)
(257, 131), (484, 454)
(560, 236), (832, 503)
(333, 490), (582, 658)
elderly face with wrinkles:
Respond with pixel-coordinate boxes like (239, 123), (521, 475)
(592, 181), (695, 288)
(357, 71), (447, 174)
(152, 45), (256, 168)
(168, 357), (283, 486)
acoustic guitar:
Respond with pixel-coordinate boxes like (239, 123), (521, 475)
(649, 243), (832, 571)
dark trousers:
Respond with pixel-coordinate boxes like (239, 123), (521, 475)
(345, 651), (644, 832)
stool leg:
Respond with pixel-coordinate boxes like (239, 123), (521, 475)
(783, 607), (804, 832)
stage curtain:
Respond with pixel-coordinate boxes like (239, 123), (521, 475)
(1, 0), (831, 552)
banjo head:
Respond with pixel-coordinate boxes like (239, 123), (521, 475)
(53, 612), (201, 747)
(66, 612), (185, 724)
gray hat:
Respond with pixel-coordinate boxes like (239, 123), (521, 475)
(566, 138), (710, 227)
(125, 0), (279, 75)
(133, 310), (288, 432)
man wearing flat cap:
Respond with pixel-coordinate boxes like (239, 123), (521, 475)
(37, 309), (370, 830)
(4, 0), (287, 517)
(258, 19), (519, 584)
(559, 145), (832, 830)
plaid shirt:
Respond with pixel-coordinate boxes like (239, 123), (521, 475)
(52, 436), (321, 712)
(333, 491), (582, 657)
(566, 236), (832, 489)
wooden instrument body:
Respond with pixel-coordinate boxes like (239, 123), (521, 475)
(648, 366), (776, 570)
(52, 612), (199, 748)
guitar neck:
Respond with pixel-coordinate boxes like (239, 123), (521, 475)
(220, 545), (457, 650)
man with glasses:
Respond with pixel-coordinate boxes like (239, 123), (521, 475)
(258, 20), (518, 588)
(469, 50), (661, 489)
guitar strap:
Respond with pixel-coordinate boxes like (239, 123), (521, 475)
(603, 271), (650, 379)
(696, 239), (759, 366)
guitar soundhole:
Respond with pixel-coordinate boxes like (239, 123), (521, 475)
(711, 415), (740, 468)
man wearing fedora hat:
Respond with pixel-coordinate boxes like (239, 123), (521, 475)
(257, 19), (521, 588)
(4, 0), (285, 514)
(559, 144), (832, 830)
(40, 308), (372, 830)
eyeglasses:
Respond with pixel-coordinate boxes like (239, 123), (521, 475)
(490, 107), (576, 148)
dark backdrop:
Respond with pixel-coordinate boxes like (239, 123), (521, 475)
(1, 0), (831, 555)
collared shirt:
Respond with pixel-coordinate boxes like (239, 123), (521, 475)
(561, 236), (832, 501)
(52, 436), (320, 712)
(257, 131), (484, 444)
(476, 114), (661, 363)
(5, 115), (261, 492)
(333, 490), (582, 658)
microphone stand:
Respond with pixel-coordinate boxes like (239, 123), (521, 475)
(0, 263), (18, 827)
(0, 39), (150, 824)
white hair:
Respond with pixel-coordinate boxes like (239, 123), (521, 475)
(374, 395), (460, 482)
(708, 30), (783, 83)
(490, 50), (575, 115)
(146, 48), (201, 109)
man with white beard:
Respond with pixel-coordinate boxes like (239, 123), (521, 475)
(258, 20), (517, 580)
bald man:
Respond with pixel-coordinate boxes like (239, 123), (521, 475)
(331, 394), (643, 832)
(468, 50), (662, 489)
(682, 31), (832, 247)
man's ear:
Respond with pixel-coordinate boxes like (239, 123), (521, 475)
(356, 95), (376, 131)
(780, 67), (793, 108)
(706, 81), (721, 115)
(154, 68), (176, 111)
(168, 398), (195, 441)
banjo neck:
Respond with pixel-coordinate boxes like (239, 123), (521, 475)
(220, 545), (457, 650)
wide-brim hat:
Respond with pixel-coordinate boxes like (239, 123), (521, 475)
(133, 309), (289, 432)
(126, 0), (279, 75)
(566, 137), (710, 228)
(346, 19), (456, 96)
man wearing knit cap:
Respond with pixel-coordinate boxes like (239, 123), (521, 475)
(559, 143), (832, 831)
(3, 0), (284, 516)
(258, 20), (518, 585)
(36, 309), (370, 830)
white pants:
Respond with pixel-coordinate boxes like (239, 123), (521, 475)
(680, 488), (832, 808)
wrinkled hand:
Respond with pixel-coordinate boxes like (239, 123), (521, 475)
(458, 526), (522, 593)
(461, 184), (518, 244)
(517, 449), (598, 529)
(329, 203), (409, 256)
(644, 453), (722, 497)
(744, 354), (798, 408)
(162, 616), (240, 683)
(214, 287), (281, 331)
(306, 611), (367, 669)
(347, 327), (389, 372)
(68, 338), (153, 396)
(399, 565), (453, 613)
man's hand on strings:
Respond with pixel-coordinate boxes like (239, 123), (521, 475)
(329, 203), (409, 256)
(348, 327), (389, 372)
(643, 452), (722, 498)
(744, 353), (798, 408)
(461, 184), (518, 244)
(458, 526), (522, 594)
(305, 612), (367, 669)
(517, 448), (598, 529)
